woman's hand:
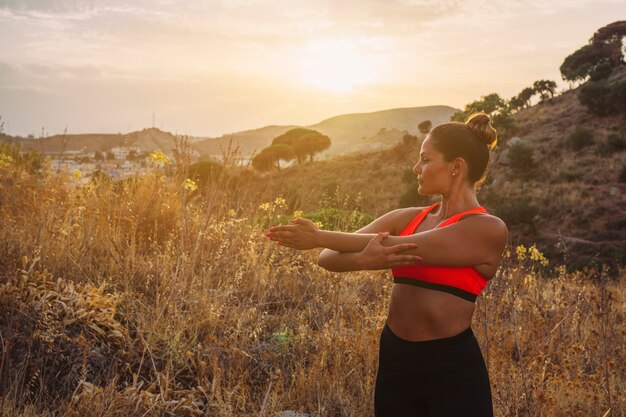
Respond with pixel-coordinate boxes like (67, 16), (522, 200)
(360, 232), (423, 269)
(266, 218), (320, 250)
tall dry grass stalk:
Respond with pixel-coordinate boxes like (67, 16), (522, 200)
(0, 145), (623, 416)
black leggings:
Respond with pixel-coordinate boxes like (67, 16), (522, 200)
(375, 323), (493, 417)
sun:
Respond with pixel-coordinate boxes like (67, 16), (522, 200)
(298, 39), (378, 93)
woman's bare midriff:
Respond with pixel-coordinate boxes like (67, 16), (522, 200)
(386, 285), (476, 341)
(386, 207), (494, 342)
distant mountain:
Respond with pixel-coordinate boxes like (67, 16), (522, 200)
(2, 127), (180, 155)
(191, 125), (300, 158)
(192, 105), (458, 158)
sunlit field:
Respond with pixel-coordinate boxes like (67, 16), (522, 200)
(0, 143), (624, 417)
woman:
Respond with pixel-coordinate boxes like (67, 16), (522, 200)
(266, 113), (508, 417)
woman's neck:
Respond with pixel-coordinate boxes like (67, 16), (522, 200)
(435, 187), (480, 220)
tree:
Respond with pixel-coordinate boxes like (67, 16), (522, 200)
(127, 150), (138, 161)
(289, 133), (331, 162)
(307, 134), (331, 161)
(252, 151), (275, 172)
(106, 151), (115, 160)
(560, 21), (626, 83)
(491, 110), (516, 139)
(451, 92), (516, 139)
(418, 120), (432, 136)
(508, 95), (526, 113)
(518, 87), (535, 108)
(589, 59), (613, 81)
(591, 20), (626, 66)
(94, 150), (104, 161)
(402, 133), (419, 147)
(263, 144), (295, 170)
(532, 80), (557, 102)
(271, 128), (331, 164)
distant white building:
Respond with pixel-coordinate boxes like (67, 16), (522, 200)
(110, 146), (140, 160)
(51, 159), (79, 172)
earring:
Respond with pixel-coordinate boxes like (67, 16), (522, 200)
(452, 172), (456, 176)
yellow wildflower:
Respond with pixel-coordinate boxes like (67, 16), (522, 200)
(528, 244), (549, 266)
(314, 221), (324, 229)
(228, 209), (236, 217)
(183, 178), (198, 192)
(0, 153), (13, 168)
(515, 244), (527, 261)
(274, 197), (287, 208)
(293, 210), (304, 218)
(149, 150), (172, 166)
(259, 202), (271, 212)
(72, 169), (82, 180)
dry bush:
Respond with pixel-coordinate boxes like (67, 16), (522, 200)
(0, 146), (624, 417)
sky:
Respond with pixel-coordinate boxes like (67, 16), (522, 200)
(0, 0), (624, 138)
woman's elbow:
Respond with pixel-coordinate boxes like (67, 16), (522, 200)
(317, 250), (337, 272)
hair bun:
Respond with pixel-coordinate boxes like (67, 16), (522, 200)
(465, 113), (498, 150)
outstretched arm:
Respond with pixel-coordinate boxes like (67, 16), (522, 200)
(268, 215), (508, 267)
(318, 232), (423, 272)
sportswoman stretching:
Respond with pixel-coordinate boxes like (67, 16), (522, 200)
(266, 113), (508, 417)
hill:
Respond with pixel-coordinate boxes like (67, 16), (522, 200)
(192, 105), (457, 158)
(1, 127), (180, 155)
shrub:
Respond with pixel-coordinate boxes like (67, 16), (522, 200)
(578, 81), (612, 116)
(494, 199), (539, 227)
(188, 159), (226, 185)
(579, 79), (626, 116)
(607, 134), (626, 151)
(619, 164), (626, 183)
(508, 142), (536, 179)
(607, 79), (626, 114)
(568, 128), (594, 151)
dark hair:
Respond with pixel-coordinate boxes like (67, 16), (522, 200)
(429, 113), (498, 187)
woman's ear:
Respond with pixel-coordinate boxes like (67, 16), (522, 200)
(452, 157), (467, 175)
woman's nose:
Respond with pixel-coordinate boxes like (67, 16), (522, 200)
(413, 163), (420, 174)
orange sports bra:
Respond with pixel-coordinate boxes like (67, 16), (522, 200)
(391, 202), (489, 302)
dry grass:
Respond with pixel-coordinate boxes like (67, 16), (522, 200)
(0, 145), (624, 417)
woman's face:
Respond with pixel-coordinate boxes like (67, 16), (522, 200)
(412, 136), (453, 195)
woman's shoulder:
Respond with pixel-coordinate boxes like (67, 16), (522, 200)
(390, 206), (430, 234)
(463, 212), (509, 240)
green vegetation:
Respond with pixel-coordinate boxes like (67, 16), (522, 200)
(560, 21), (626, 83)
(578, 79), (626, 116)
(568, 128), (595, 151)
(607, 133), (626, 151)
(451, 93), (516, 139)
(251, 128), (332, 172)
(507, 141), (536, 180)
(188, 159), (227, 186)
(417, 120), (432, 136)
(493, 198), (539, 228)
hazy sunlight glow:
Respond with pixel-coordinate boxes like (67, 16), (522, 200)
(299, 40), (378, 93)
